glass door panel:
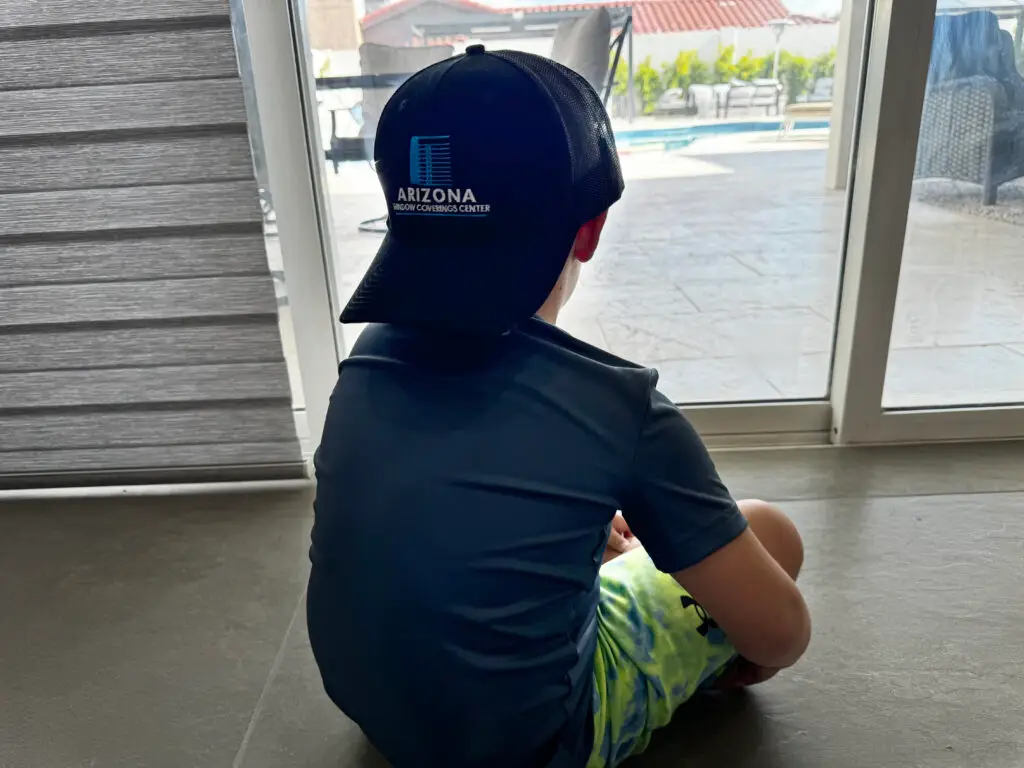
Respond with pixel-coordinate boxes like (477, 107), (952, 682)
(305, 0), (864, 407)
(882, 4), (1024, 409)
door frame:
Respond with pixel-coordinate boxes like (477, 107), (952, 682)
(238, 0), (344, 451)
(830, 0), (1024, 444)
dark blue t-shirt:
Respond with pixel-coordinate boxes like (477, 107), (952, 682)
(308, 318), (745, 768)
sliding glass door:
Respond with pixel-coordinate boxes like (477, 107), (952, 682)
(295, 0), (872, 447)
(261, 0), (1024, 452)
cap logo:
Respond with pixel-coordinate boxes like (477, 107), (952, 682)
(393, 135), (491, 218)
(410, 135), (451, 187)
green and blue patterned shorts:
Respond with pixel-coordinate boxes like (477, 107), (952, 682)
(588, 547), (738, 768)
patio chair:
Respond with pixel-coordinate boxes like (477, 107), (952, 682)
(550, 7), (614, 95)
(914, 10), (1024, 204)
(718, 79), (783, 118)
(687, 83), (722, 119)
(339, 43), (454, 232)
(653, 87), (693, 116)
(802, 77), (834, 103)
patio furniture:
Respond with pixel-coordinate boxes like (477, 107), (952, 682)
(718, 78), (783, 118)
(342, 43), (454, 232)
(914, 10), (1024, 204)
(550, 7), (612, 93)
(687, 83), (726, 119)
(653, 87), (694, 116)
(780, 102), (833, 136)
(781, 76), (833, 136)
(802, 77), (834, 103)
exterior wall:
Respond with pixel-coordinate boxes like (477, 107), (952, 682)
(306, 0), (361, 51)
(359, 20), (840, 65)
(362, 2), (488, 46)
(634, 24), (841, 66)
(0, 0), (303, 487)
(453, 25), (840, 64)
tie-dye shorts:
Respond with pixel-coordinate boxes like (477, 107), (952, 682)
(587, 547), (738, 768)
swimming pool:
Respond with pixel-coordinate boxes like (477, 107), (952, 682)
(613, 119), (831, 150)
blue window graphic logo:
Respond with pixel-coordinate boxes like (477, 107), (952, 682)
(410, 136), (452, 188)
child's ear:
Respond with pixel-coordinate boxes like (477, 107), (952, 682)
(574, 210), (608, 263)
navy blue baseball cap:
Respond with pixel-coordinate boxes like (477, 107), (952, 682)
(340, 45), (624, 334)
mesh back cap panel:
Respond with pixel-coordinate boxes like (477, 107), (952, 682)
(493, 50), (624, 227)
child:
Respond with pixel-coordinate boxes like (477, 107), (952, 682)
(308, 46), (810, 768)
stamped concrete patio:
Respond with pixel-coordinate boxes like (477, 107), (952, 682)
(317, 131), (1024, 408)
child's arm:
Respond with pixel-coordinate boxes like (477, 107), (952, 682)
(672, 524), (810, 669)
(623, 386), (811, 671)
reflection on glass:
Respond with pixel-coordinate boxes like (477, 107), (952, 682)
(307, 0), (855, 404)
(884, 7), (1024, 408)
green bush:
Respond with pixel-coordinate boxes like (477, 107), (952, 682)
(610, 53), (629, 97)
(778, 51), (814, 104)
(713, 45), (738, 83)
(634, 56), (665, 114)
(736, 50), (774, 82)
(613, 46), (838, 115)
(811, 49), (837, 81)
(662, 50), (712, 92)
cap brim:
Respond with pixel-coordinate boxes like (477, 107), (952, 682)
(340, 226), (578, 335)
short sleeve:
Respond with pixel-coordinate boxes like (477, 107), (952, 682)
(622, 386), (748, 574)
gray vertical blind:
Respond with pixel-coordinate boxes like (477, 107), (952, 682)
(0, 0), (304, 488)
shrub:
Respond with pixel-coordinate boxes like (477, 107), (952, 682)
(714, 45), (738, 82)
(610, 54), (628, 97)
(778, 51), (814, 104)
(736, 50), (774, 82)
(662, 50), (712, 92)
(634, 56), (665, 113)
(811, 49), (837, 81)
(611, 46), (839, 115)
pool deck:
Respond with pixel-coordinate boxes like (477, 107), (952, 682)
(276, 131), (1024, 409)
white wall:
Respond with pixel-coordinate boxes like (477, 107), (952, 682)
(634, 24), (840, 67)
(309, 23), (840, 80)
(453, 25), (842, 66)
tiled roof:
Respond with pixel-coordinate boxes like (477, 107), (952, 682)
(362, 0), (494, 28)
(363, 0), (834, 34)
(635, 1), (832, 32)
(522, 0), (796, 34)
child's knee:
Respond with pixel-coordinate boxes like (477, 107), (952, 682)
(737, 499), (803, 580)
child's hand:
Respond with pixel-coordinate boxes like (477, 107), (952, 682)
(603, 514), (641, 564)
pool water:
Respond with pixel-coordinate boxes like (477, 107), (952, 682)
(614, 119), (831, 150)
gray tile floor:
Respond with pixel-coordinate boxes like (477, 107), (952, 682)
(4, 441), (1023, 767)
(313, 135), (1024, 408)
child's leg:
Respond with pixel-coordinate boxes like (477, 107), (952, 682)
(588, 500), (804, 768)
(737, 499), (803, 581)
(710, 500), (804, 689)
